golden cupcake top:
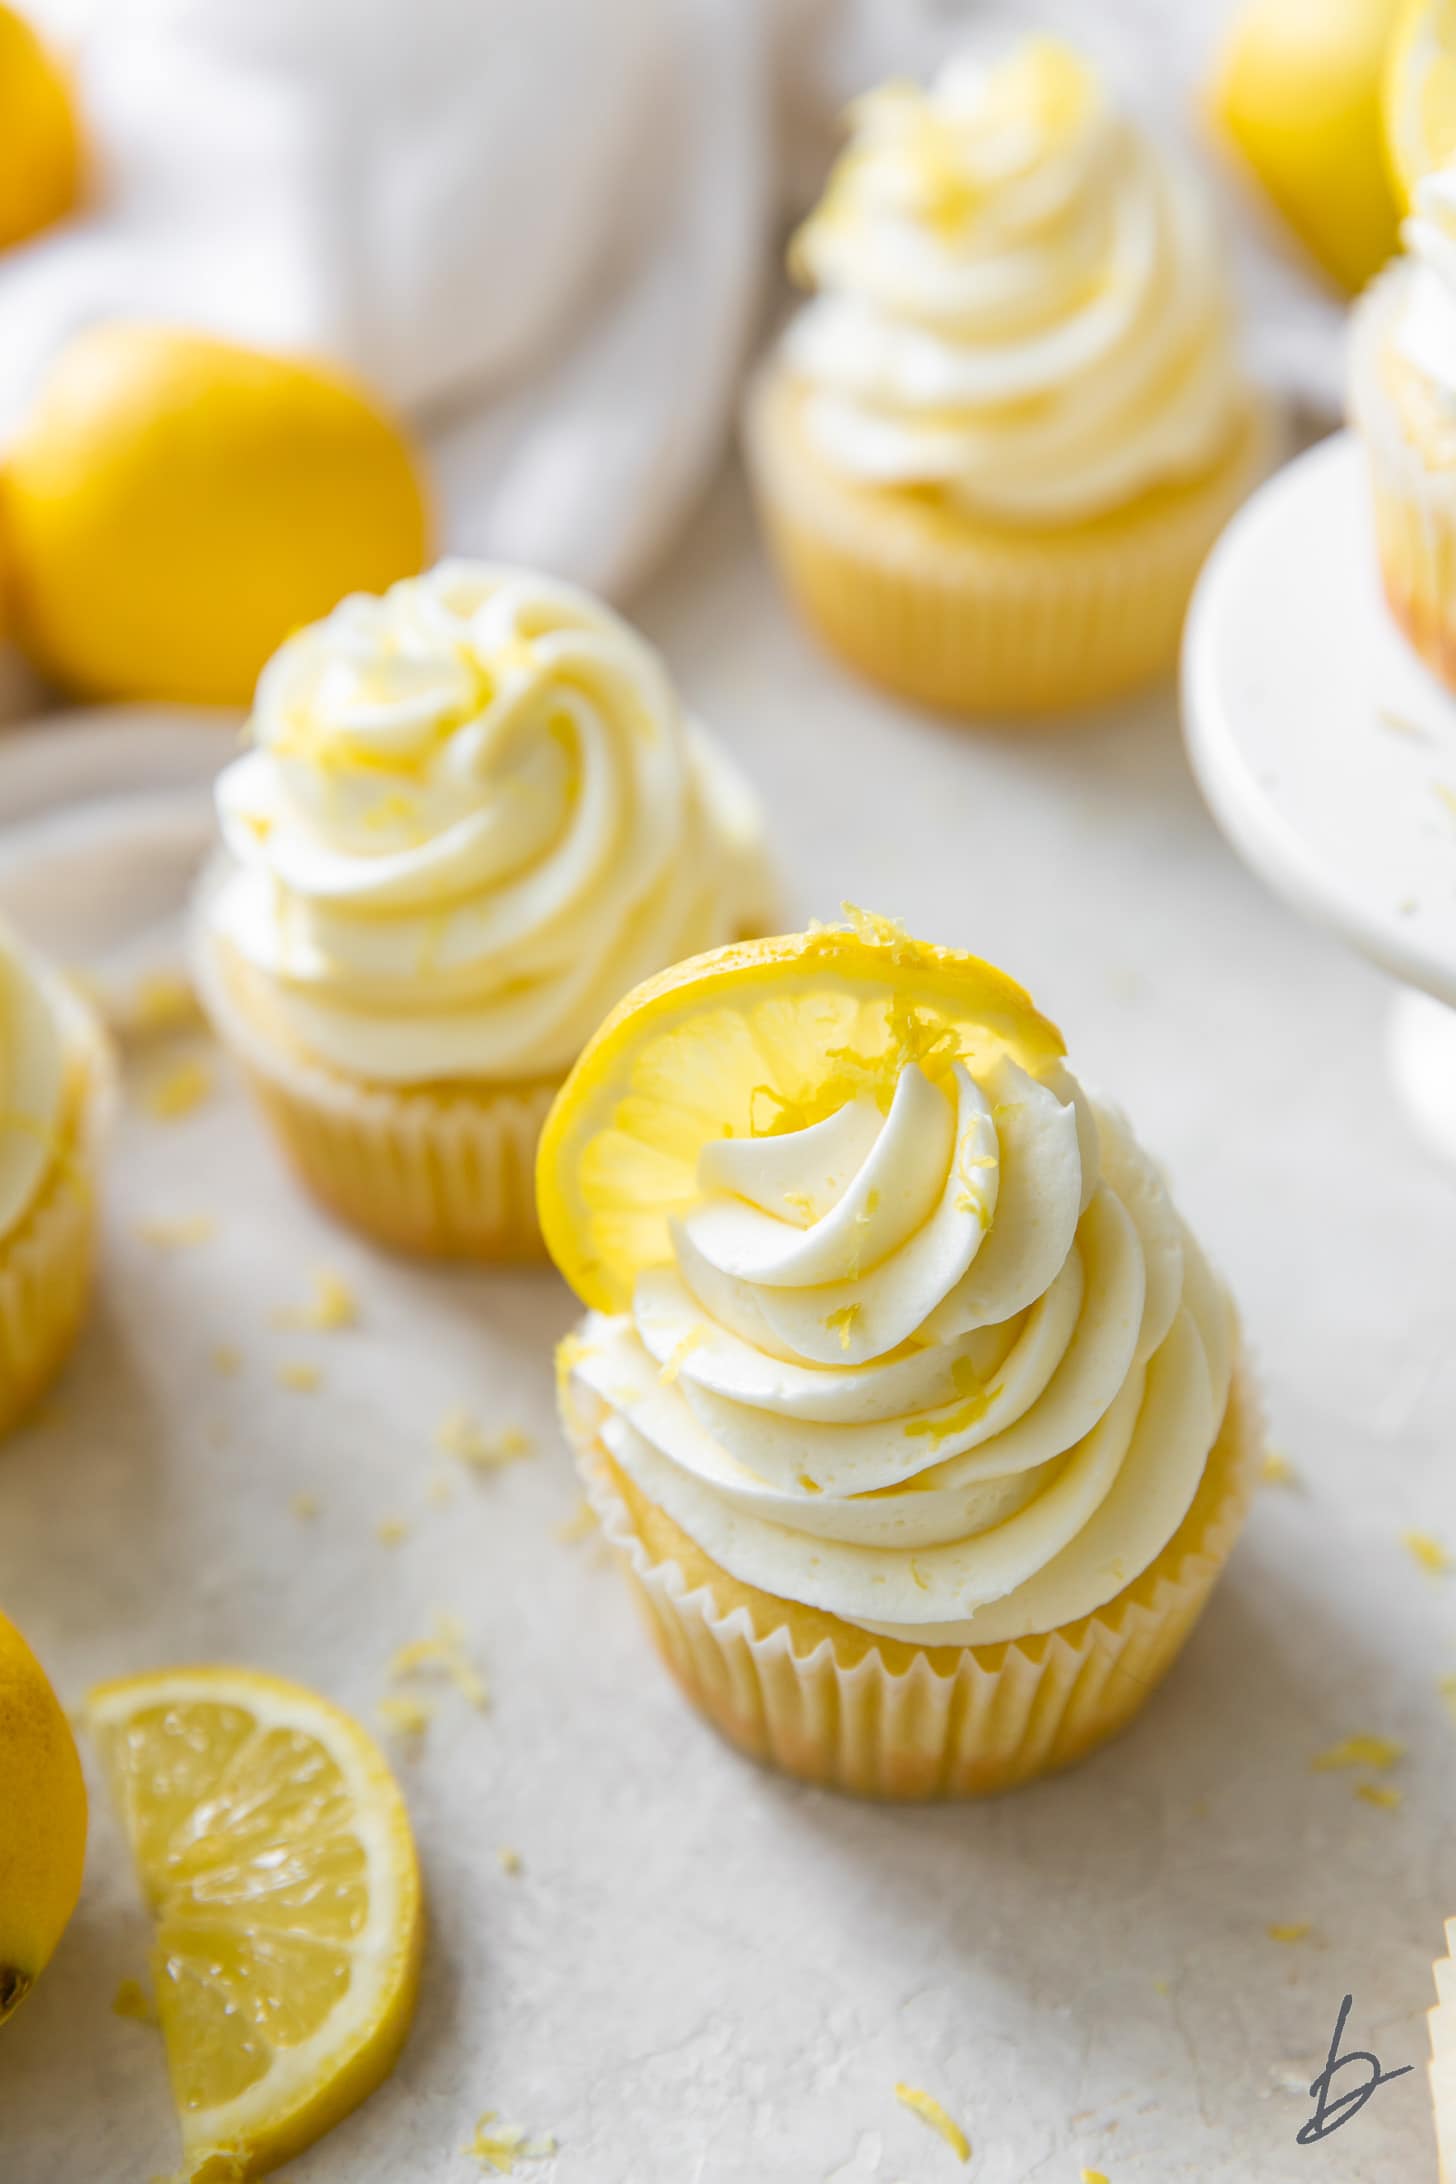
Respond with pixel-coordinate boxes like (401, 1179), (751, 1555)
(782, 37), (1247, 523)
(543, 910), (1237, 1645)
(202, 561), (774, 1085)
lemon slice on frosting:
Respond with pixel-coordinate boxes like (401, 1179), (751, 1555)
(88, 1667), (422, 2181)
(536, 910), (1063, 1314)
(1386, 0), (1456, 206)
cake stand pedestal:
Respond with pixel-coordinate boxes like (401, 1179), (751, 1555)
(1183, 430), (1456, 1166)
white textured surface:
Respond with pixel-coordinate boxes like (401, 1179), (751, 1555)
(1, 466), (1453, 2182)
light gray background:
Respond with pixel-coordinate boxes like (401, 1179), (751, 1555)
(0, 461), (1451, 2181)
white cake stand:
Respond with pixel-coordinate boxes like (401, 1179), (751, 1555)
(1183, 429), (1456, 1165)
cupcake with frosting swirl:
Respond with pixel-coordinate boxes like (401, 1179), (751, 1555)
(194, 561), (775, 1258)
(746, 37), (1273, 716)
(540, 911), (1261, 1798)
(0, 918), (112, 1436)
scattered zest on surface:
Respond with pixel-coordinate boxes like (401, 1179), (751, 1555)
(1404, 1529), (1451, 1575)
(1355, 1782), (1403, 1810)
(1311, 1735), (1404, 1773)
(277, 1361), (322, 1394)
(437, 1409), (536, 1473)
(141, 1057), (213, 1121)
(376, 1516), (410, 1548)
(290, 1493), (321, 1524)
(1081, 2172), (1110, 2184)
(1260, 1449), (1298, 1487)
(377, 1694), (435, 1742)
(554, 1497), (598, 1544)
(497, 1846), (523, 1876)
(211, 1344), (242, 1376)
(1266, 1923), (1312, 1945)
(272, 1271), (358, 1331)
(112, 1976), (158, 2024)
(464, 2111), (557, 2173)
(894, 2083), (970, 2162)
(390, 1615), (489, 1712)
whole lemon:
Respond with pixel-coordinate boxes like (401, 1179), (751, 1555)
(0, 1607), (86, 2026)
(4, 324), (430, 705)
(1211, 0), (1405, 292)
(0, 4), (81, 252)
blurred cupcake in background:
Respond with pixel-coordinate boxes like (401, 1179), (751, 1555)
(0, 918), (112, 1438)
(1350, 153), (1456, 690)
(193, 562), (776, 1260)
(746, 38), (1274, 718)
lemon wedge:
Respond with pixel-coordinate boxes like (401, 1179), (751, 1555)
(535, 913), (1063, 1314)
(87, 1667), (422, 2182)
(1385, 0), (1456, 205)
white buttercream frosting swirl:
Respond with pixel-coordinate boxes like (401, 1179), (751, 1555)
(0, 918), (78, 1239)
(204, 562), (774, 1084)
(784, 38), (1245, 523)
(568, 1053), (1234, 1644)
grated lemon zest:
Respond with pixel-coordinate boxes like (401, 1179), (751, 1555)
(825, 1303), (861, 1351)
(1404, 1529), (1451, 1574)
(272, 1270), (358, 1331)
(138, 1213), (214, 1249)
(1267, 1923), (1311, 1944)
(129, 971), (200, 1036)
(905, 1355), (991, 1443)
(377, 1694), (434, 1740)
(112, 1977), (158, 2024)
(290, 1493), (320, 1523)
(1355, 1783), (1403, 1810)
(497, 1846), (523, 1876)
(376, 1517), (410, 1547)
(277, 1361), (321, 1393)
(554, 1498), (598, 1544)
(437, 1409), (536, 1470)
(894, 2083), (970, 2163)
(1082, 2173), (1111, 2184)
(141, 1057), (213, 1121)
(1435, 782), (1456, 825)
(464, 2112), (557, 2173)
(658, 1326), (710, 1385)
(1261, 1449), (1298, 1487)
(391, 1615), (489, 1711)
(211, 1344), (241, 1376)
(1311, 1734), (1404, 1773)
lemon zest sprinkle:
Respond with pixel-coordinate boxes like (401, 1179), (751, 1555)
(894, 2082), (970, 2163)
(376, 1516), (410, 1547)
(1266, 1923), (1311, 1944)
(906, 1356), (991, 1443)
(138, 1213), (214, 1249)
(272, 1270), (358, 1331)
(277, 1361), (321, 1394)
(436, 1409), (536, 1470)
(1261, 1450), (1298, 1487)
(825, 1303), (861, 1351)
(377, 1694), (434, 1741)
(464, 2112), (557, 2173)
(142, 1057), (213, 1121)
(391, 1614), (489, 1711)
(211, 1344), (242, 1376)
(1355, 1782), (1403, 1810)
(1311, 1734), (1404, 1773)
(658, 1326), (710, 1385)
(112, 1977), (158, 2025)
(555, 1497), (598, 1543)
(1404, 1529), (1451, 1574)
(290, 1493), (320, 1523)
(497, 1846), (523, 1877)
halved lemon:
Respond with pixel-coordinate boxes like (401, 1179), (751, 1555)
(1385, 0), (1456, 206)
(87, 1668), (423, 2182)
(536, 914), (1063, 1314)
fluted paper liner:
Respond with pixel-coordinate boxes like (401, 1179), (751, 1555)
(567, 1360), (1261, 1799)
(0, 1014), (113, 1439)
(744, 366), (1276, 718)
(194, 929), (556, 1261)
(1432, 1918), (1456, 2182)
(1350, 269), (1456, 693)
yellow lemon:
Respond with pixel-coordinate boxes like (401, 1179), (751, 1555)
(4, 323), (429, 705)
(536, 909), (1064, 1315)
(1385, 0), (1456, 205)
(1211, 0), (1404, 291)
(0, 1607), (86, 2026)
(0, 5), (81, 252)
(88, 1665), (422, 2181)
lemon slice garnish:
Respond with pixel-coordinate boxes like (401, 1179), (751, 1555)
(88, 1667), (423, 2182)
(1386, 0), (1456, 206)
(536, 914), (1063, 1314)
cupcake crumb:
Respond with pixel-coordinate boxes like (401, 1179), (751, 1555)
(894, 2083), (970, 2163)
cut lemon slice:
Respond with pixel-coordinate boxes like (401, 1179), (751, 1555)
(1385, 0), (1456, 206)
(536, 913), (1063, 1314)
(87, 1667), (423, 2182)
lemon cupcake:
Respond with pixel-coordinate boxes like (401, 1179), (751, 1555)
(540, 912), (1261, 1799)
(0, 918), (112, 1437)
(194, 562), (775, 1259)
(1350, 162), (1456, 690)
(746, 39), (1273, 717)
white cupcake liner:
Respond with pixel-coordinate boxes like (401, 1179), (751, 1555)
(567, 1363), (1262, 1801)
